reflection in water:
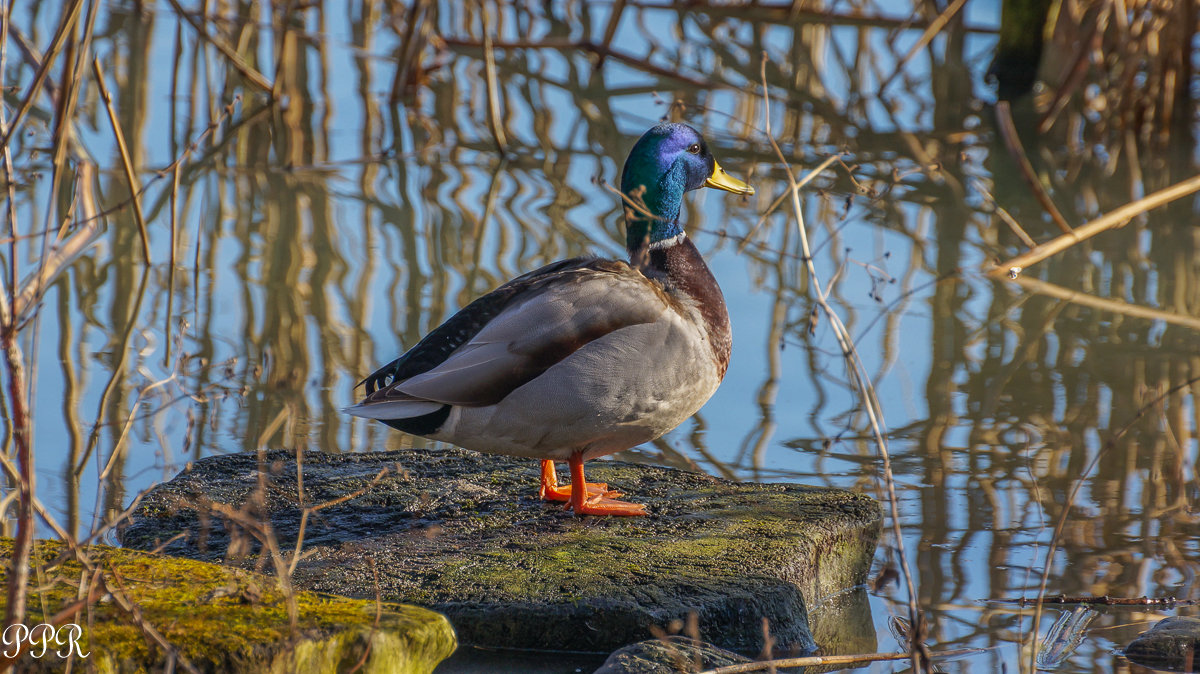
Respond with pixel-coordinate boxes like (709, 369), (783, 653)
(3, 0), (1199, 670)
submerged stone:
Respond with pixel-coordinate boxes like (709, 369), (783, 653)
(0, 539), (454, 673)
(120, 449), (881, 654)
(1124, 616), (1200, 670)
(595, 636), (752, 674)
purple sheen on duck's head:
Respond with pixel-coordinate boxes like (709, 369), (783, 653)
(620, 123), (716, 201)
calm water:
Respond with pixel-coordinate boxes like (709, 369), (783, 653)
(5, 1), (1199, 671)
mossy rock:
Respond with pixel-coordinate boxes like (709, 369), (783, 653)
(1124, 616), (1200, 670)
(0, 539), (454, 673)
(119, 449), (881, 654)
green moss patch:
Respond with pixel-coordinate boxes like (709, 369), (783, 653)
(0, 539), (454, 673)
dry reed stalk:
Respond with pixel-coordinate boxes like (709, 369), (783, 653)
(251, 407), (300, 629)
(87, 96), (242, 225)
(0, 0), (83, 153)
(757, 53), (929, 671)
(269, 2), (294, 102)
(699, 645), (989, 673)
(164, 0), (274, 93)
(1037, 3), (1109, 134)
(738, 154), (840, 252)
(92, 57), (151, 264)
(165, 163), (181, 366)
(204, 496), (300, 628)
(1001, 274), (1200, 331)
(991, 171), (1200, 277)
(994, 101), (1073, 235)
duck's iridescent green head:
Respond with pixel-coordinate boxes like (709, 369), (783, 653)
(620, 123), (753, 254)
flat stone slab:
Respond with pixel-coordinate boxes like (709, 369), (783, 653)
(0, 539), (455, 673)
(120, 449), (881, 654)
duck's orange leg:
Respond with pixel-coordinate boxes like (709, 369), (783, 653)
(538, 459), (615, 502)
(567, 454), (647, 517)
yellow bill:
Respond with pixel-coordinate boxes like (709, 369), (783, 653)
(705, 160), (754, 195)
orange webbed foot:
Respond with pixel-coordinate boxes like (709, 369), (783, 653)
(539, 459), (616, 502)
(565, 455), (648, 517)
(572, 494), (648, 517)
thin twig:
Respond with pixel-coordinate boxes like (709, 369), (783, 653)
(165, 163), (181, 366)
(592, 0), (626, 72)
(0, 0), (18, 328)
(991, 171), (1200, 276)
(738, 154), (841, 252)
(104, 566), (202, 674)
(288, 467), (390, 577)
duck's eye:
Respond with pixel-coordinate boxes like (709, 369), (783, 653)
(687, 143), (701, 154)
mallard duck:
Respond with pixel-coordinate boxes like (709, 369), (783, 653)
(345, 123), (753, 516)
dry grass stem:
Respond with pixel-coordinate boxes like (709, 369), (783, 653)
(991, 171), (1200, 277)
(92, 57), (151, 264)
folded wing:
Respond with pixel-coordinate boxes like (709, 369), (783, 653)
(345, 258), (668, 420)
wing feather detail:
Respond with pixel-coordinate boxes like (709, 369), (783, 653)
(353, 257), (669, 413)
